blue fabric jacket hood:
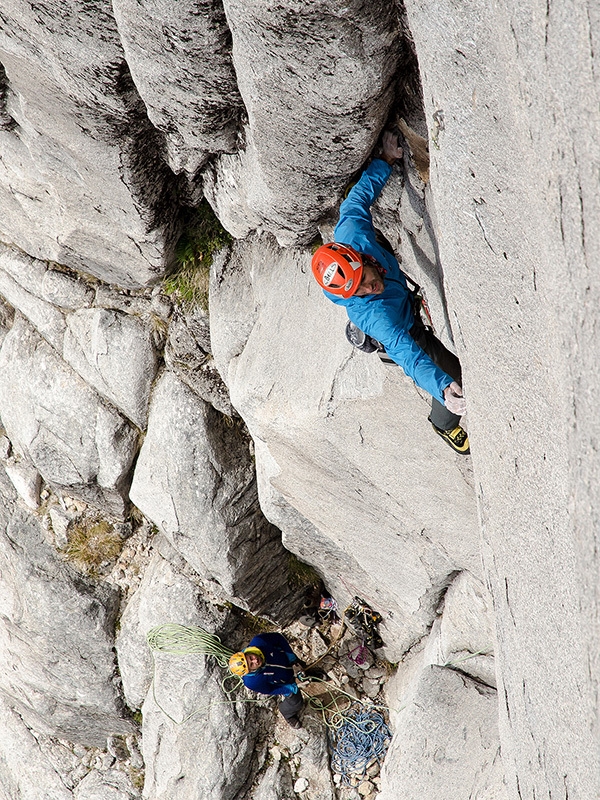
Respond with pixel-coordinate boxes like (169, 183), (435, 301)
(242, 632), (298, 697)
(328, 158), (452, 404)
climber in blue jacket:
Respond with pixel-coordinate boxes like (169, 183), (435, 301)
(229, 632), (304, 728)
(311, 131), (469, 454)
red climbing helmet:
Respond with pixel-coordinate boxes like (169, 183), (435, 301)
(311, 243), (363, 298)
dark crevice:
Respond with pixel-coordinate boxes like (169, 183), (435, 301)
(0, 62), (17, 130)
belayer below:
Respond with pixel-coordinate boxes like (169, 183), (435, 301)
(229, 632), (305, 729)
(311, 131), (470, 455)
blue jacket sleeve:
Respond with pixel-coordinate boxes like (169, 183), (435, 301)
(347, 298), (453, 404)
(335, 159), (392, 248)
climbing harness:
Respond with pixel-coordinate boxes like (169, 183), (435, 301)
(328, 704), (391, 786)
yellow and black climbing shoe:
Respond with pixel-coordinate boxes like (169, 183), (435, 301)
(432, 423), (470, 455)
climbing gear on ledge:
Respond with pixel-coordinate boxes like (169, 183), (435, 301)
(431, 422), (470, 455)
(312, 243), (364, 298)
(329, 705), (391, 786)
(345, 597), (384, 650)
(318, 595), (339, 620)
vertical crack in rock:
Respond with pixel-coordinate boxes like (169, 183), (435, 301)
(0, 61), (16, 130)
(112, 0), (244, 190)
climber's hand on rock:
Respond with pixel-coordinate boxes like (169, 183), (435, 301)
(443, 381), (466, 415)
(382, 131), (403, 165)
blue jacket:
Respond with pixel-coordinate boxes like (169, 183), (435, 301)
(328, 158), (452, 404)
(242, 633), (298, 697)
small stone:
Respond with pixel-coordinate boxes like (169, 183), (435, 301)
(358, 779), (374, 796)
(365, 666), (386, 681)
(4, 460), (41, 509)
(114, 522), (133, 540)
(150, 294), (172, 318)
(333, 773), (342, 786)
(125, 735), (144, 770)
(107, 735), (129, 761)
(294, 777), (309, 793)
(309, 628), (329, 658)
(361, 678), (381, 699)
(49, 506), (72, 548)
(341, 674), (350, 684)
(366, 761), (380, 778)
(101, 753), (116, 769)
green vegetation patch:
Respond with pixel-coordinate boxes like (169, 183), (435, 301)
(288, 553), (322, 590)
(164, 201), (232, 311)
(64, 519), (123, 578)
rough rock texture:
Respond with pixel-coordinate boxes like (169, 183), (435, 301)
(0, 0), (180, 288)
(403, 0), (600, 796)
(204, 0), (403, 244)
(63, 308), (158, 429)
(0, 244), (67, 350)
(0, 469), (132, 746)
(134, 549), (260, 800)
(0, 316), (138, 516)
(165, 307), (235, 416)
(0, 694), (73, 800)
(0, 0), (598, 797)
(74, 769), (140, 800)
(379, 665), (507, 800)
(422, 571), (497, 688)
(116, 537), (229, 711)
(112, 0), (243, 185)
(129, 371), (296, 618)
(210, 233), (481, 658)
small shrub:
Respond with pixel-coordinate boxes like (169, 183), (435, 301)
(164, 201), (232, 311)
(65, 520), (122, 577)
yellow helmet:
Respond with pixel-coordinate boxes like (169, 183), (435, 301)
(229, 652), (248, 676)
(243, 646), (264, 662)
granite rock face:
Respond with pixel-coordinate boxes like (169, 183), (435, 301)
(379, 666), (508, 800)
(0, 470), (132, 747)
(0, 316), (138, 516)
(112, 0), (243, 187)
(63, 308), (158, 429)
(129, 371), (297, 619)
(403, 0), (600, 795)
(0, 0), (180, 288)
(204, 0), (403, 244)
(0, 0), (598, 798)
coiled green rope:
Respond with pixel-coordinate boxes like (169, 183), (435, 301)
(146, 623), (235, 667)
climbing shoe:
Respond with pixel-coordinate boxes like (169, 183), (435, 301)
(431, 423), (470, 455)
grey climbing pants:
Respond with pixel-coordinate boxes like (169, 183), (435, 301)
(409, 324), (462, 432)
(279, 691), (303, 721)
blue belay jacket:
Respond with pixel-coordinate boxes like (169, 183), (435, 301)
(242, 632), (298, 697)
(328, 158), (452, 405)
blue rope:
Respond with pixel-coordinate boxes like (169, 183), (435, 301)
(329, 705), (391, 786)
